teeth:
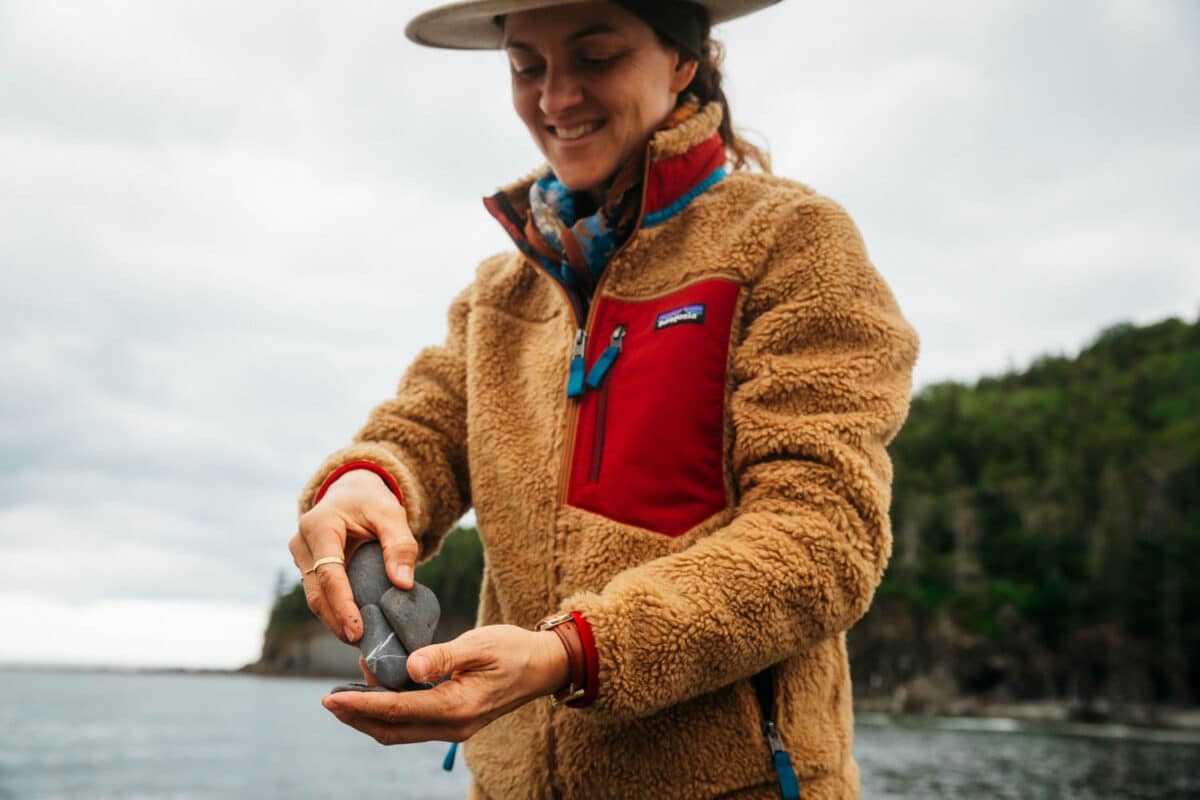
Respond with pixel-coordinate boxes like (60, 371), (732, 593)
(556, 121), (601, 140)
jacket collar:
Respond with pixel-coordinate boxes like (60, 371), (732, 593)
(484, 101), (727, 250)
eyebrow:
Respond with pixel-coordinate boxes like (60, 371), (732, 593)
(504, 23), (619, 52)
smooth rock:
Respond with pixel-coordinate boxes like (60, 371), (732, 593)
(329, 683), (396, 694)
(329, 681), (438, 694)
(347, 542), (392, 608)
(379, 583), (441, 653)
(358, 603), (409, 689)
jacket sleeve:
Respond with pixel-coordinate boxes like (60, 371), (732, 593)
(296, 282), (473, 561)
(562, 195), (919, 719)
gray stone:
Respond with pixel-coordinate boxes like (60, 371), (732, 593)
(358, 603), (409, 689)
(347, 542), (392, 608)
(329, 682), (395, 694)
(329, 680), (438, 694)
(379, 583), (441, 653)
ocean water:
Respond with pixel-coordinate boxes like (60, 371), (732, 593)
(0, 669), (1196, 799)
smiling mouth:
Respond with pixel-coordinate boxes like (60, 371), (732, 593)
(548, 120), (606, 141)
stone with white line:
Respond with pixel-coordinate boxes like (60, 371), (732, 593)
(358, 603), (409, 689)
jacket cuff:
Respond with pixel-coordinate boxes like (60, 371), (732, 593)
(559, 590), (645, 717)
(313, 460), (404, 507)
(566, 610), (599, 708)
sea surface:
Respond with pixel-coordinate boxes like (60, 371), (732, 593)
(0, 669), (1196, 799)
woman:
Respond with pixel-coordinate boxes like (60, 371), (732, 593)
(289, 2), (918, 798)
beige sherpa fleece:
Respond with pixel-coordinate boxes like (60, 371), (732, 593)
(299, 104), (918, 800)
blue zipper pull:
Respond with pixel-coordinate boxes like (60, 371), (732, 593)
(765, 721), (800, 800)
(585, 325), (626, 389)
(567, 328), (587, 398)
(442, 741), (459, 772)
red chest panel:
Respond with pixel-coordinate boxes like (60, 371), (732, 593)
(567, 278), (741, 537)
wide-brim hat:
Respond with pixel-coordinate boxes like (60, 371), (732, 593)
(406, 0), (781, 50)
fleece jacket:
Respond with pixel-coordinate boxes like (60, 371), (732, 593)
(298, 101), (919, 799)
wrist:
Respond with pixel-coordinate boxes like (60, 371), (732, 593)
(535, 630), (572, 696)
(314, 461), (404, 507)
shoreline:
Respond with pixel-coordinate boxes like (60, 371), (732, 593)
(6, 662), (1198, 742)
(856, 710), (1200, 746)
(855, 695), (1200, 735)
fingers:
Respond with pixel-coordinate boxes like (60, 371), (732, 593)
(298, 511), (361, 642)
(315, 560), (361, 643)
(290, 534), (335, 633)
(290, 528), (359, 644)
(371, 505), (419, 590)
(358, 656), (380, 687)
(325, 703), (476, 745)
(300, 571), (342, 639)
(323, 679), (478, 740)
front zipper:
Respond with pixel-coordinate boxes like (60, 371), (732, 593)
(753, 669), (801, 800)
(584, 325), (625, 483)
(567, 328), (588, 398)
(491, 147), (657, 796)
(764, 721), (801, 800)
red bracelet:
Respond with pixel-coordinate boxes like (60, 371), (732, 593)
(313, 460), (404, 507)
(537, 613), (587, 706)
(569, 610), (599, 708)
(535, 611), (599, 708)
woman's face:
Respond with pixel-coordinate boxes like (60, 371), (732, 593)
(504, 4), (698, 194)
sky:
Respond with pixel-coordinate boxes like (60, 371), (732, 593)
(1, 0), (1197, 669)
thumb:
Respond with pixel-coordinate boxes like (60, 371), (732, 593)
(407, 636), (488, 683)
(371, 504), (418, 590)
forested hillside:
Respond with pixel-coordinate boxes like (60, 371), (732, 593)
(852, 315), (1199, 719)
(259, 316), (1199, 720)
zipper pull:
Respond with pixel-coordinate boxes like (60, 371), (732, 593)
(764, 721), (801, 800)
(442, 741), (458, 772)
(585, 325), (626, 389)
(567, 328), (587, 398)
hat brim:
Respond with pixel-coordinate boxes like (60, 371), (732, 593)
(405, 0), (781, 51)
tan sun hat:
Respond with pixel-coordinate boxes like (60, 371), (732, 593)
(405, 0), (782, 50)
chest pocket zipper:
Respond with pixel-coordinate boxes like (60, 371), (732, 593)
(585, 324), (626, 389)
(583, 324), (626, 483)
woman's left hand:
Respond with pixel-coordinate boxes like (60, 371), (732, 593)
(322, 624), (570, 744)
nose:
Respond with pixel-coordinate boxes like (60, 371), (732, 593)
(538, 64), (583, 117)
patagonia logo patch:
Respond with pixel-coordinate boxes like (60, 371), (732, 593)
(655, 303), (706, 330)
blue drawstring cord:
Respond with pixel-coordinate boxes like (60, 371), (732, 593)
(442, 741), (458, 772)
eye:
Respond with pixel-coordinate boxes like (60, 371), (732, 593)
(577, 51), (623, 70)
(508, 56), (545, 80)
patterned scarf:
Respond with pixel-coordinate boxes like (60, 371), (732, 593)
(525, 96), (700, 301)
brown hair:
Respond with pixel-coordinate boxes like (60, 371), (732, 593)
(666, 32), (771, 173)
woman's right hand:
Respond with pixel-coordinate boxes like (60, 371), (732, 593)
(288, 469), (418, 644)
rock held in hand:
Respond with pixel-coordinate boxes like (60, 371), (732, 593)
(347, 542), (392, 608)
(358, 603), (410, 689)
(379, 583), (441, 653)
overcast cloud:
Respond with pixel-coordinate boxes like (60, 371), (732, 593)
(1, 0), (1196, 668)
